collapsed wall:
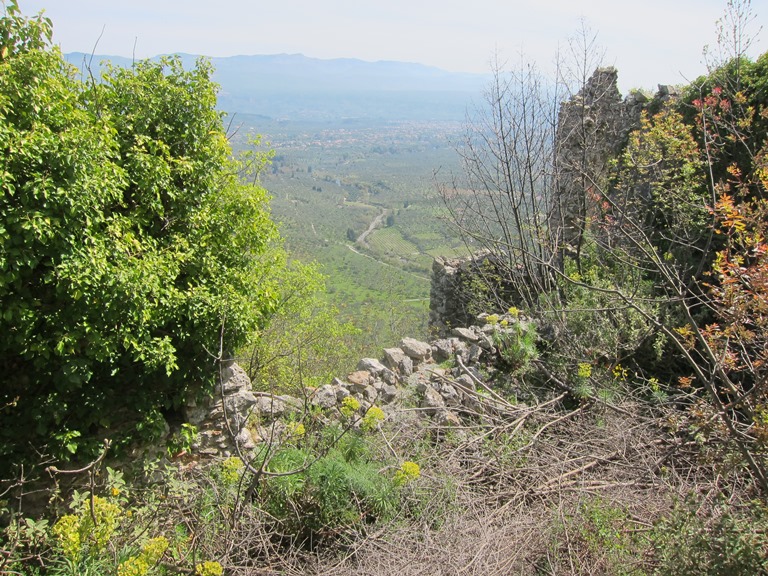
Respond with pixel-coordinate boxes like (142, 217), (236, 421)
(184, 313), (533, 460)
(430, 68), (676, 332)
(554, 67), (646, 253)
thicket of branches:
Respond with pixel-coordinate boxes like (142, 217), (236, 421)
(440, 0), (768, 497)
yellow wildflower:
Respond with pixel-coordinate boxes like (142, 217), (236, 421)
(394, 461), (420, 486)
(361, 406), (385, 432)
(340, 395), (360, 418)
(52, 514), (81, 564)
(220, 456), (244, 484)
(79, 496), (121, 550)
(577, 363), (592, 379)
(118, 556), (149, 576)
(140, 536), (168, 564)
(286, 421), (306, 439)
(196, 560), (224, 576)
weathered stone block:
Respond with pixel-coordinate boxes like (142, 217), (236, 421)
(383, 347), (414, 376)
(452, 327), (480, 342)
(420, 386), (445, 415)
(434, 409), (462, 427)
(220, 361), (252, 393)
(311, 384), (338, 409)
(400, 337), (432, 362)
(347, 370), (372, 386)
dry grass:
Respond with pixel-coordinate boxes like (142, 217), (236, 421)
(7, 380), (758, 576)
(210, 389), (742, 576)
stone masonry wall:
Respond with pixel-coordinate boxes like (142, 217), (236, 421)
(554, 67), (646, 253)
(185, 312), (534, 460)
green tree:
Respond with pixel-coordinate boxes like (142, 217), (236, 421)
(240, 259), (360, 395)
(0, 2), (281, 465)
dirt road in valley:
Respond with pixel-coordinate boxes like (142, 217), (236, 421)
(356, 208), (388, 248)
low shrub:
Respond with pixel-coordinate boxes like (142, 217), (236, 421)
(259, 427), (405, 546)
(493, 321), (538, 373)
(649, 497), (768, 576)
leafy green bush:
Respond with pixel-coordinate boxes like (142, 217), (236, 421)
(557, 244), (656, 364)
(259, 426), (402, 545)
(0, 3), (283, 465)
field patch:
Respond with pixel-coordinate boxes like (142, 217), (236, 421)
(368, 227), (420, 257)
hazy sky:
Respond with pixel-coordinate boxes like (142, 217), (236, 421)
(19, 0), (767, 92)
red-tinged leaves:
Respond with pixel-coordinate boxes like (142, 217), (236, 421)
(702, 164), (768, 411)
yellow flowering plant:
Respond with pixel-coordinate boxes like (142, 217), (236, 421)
(340, 395), (360, 418)
(117, 536), (168, 576)
(286, 421), (306, 440)
(52, 514), (82, 565)
(361, 406), (385, 432)
(52, 495), (122, 567)
(220, 456), (245, 485)
(195, 560), (224, 576)
(393, 461), (420, 486)
(117, 555), (150, 576)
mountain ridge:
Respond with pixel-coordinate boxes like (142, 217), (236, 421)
(64, 51), (489, 121)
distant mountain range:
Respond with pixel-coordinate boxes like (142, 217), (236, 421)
(64, 52), (490, 121)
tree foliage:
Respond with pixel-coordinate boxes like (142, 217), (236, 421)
(0, 2), (282, 464)
(239, 259), (360, 395)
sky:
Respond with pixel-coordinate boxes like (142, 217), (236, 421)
(19, 0), (767, 92)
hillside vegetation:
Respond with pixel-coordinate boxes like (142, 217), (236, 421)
(2, 1), (768, 575)
(237, 117), (468, 351)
